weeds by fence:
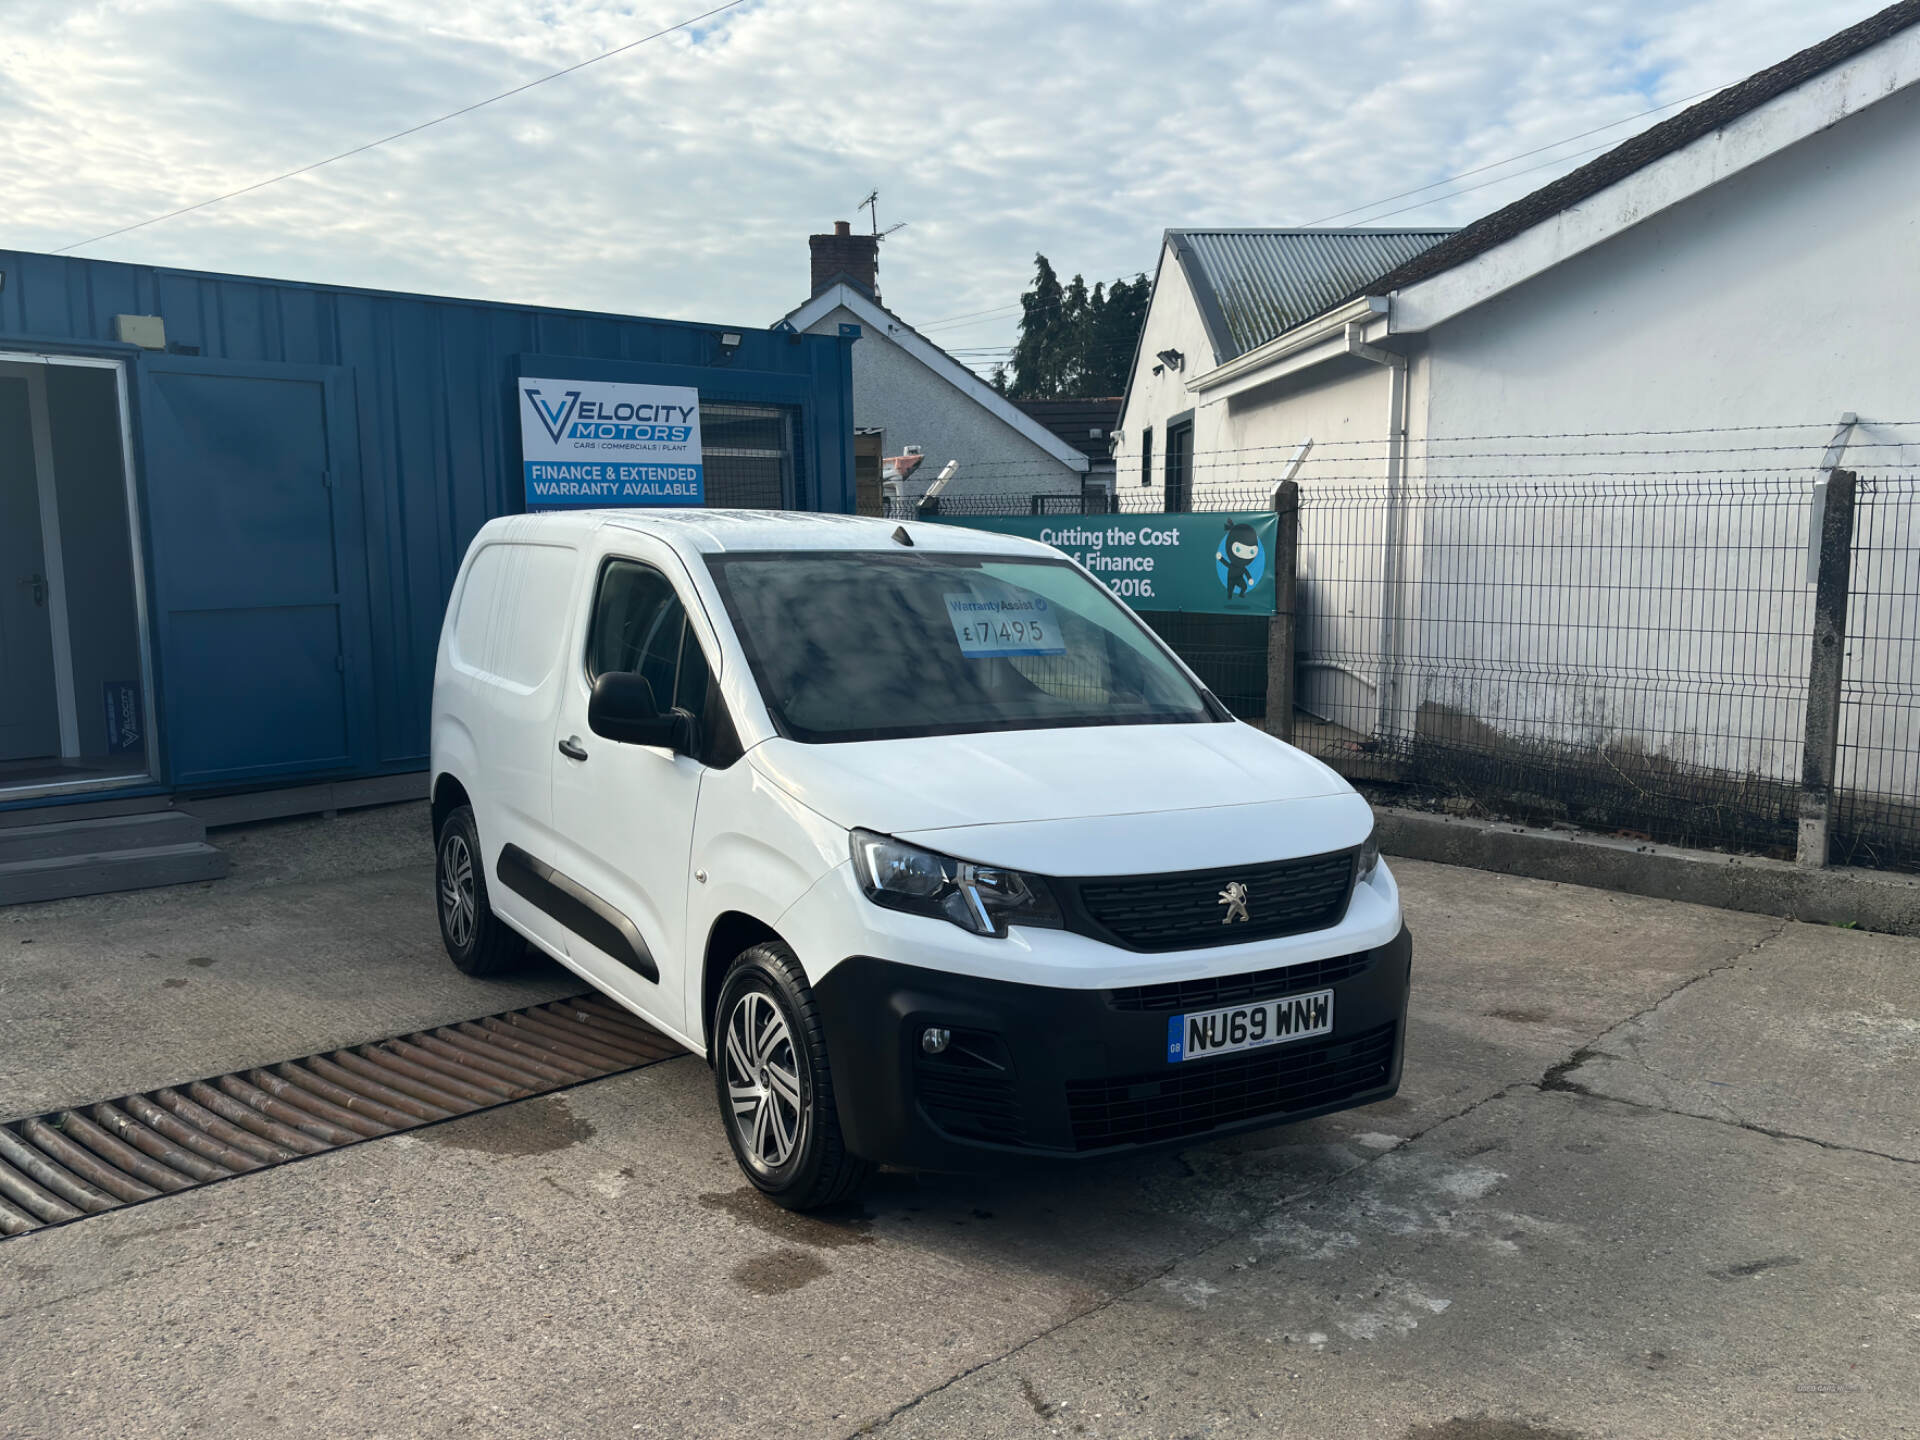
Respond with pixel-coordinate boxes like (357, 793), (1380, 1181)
(892, 437), (1920, 874)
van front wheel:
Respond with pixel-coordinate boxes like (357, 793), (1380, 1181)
(713, 943), (870, 1210)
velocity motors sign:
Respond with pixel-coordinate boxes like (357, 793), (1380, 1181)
(520, 377), (703, 508)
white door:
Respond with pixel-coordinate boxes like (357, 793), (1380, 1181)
(0, 377), (60, 764)
(547, 549), (714, 1039)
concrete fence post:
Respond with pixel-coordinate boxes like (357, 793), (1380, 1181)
(1797, 467), (1857, 868)
(1266, 479), (1300, 744)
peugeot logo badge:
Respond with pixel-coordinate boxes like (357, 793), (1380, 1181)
(1218, 880), (1250, 924)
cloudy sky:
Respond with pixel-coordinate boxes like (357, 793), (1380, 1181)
(0, 0), (1886, 373)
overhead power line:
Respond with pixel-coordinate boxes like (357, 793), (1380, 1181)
(1299, 78), (1730, 229)
(918, 301), (1024, 328)
(1346, 136), (1624, 226)
(53, 0), (750, 254)
(919, 305), (1026, 334)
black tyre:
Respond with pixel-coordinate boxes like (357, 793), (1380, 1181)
(435, 804), (523, 977)
(713, 943), (870, 1210)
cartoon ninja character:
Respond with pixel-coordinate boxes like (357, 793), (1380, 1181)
(1218, 521), (1261, 598)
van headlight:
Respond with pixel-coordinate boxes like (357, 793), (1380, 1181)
(1357, 825), (1381, 883)
(850, 829), (1063, 938)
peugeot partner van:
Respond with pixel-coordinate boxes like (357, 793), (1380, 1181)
(430, 510), (1409, 1209)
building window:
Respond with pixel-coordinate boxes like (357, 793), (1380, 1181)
(1164, 419), (1192, 513)
(701, 403), (796, 509)
(1141, 428), (1154, 487)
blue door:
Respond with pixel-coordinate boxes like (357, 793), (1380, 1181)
(138, 359), (372, 788)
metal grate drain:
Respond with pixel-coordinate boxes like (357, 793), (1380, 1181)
(0, 994), (679, 1238)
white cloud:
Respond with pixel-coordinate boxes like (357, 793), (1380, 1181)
(0, 0), (1887, 371)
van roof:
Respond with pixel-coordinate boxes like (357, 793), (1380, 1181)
(496, 508), (1061, 557)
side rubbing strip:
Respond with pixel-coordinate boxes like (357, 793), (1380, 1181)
(495, 843), (659, 983)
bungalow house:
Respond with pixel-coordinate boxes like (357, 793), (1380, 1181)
(1111, 0), (1920, 847)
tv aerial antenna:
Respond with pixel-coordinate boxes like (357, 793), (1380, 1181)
(858, 189), (908, 242)
(856, 190), (908, 292)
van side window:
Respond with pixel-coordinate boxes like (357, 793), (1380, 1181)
(586, 560), (707, 725)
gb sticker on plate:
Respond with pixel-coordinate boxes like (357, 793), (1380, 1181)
(944, 591), (1067, 659)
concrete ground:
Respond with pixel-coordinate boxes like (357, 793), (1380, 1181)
(0, 803), (1915, 1439)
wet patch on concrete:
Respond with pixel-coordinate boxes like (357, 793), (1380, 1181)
(98, 1218), (218, 1250)
(419, 1095), (595, 1156)
(1405, 1418), (1584, 1440)
(1716, 1254), (1802, 1279)
(1018, 1376), (1060, 1420)
(698, 1186), (873, 1248)
(731, 1247), (828, 1295)
(1487, 1006), (1553, 1024)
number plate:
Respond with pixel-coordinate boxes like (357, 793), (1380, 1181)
(1167, 989), (1334, 1063)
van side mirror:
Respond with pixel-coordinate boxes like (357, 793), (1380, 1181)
(588, 672), (694, 752)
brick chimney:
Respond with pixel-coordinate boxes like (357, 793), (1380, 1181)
(809, 219), (879, 298)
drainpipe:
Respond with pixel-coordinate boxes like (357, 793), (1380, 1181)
(1345, 314), (1409, 745)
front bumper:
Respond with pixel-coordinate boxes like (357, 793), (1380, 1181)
(812, 923), (1411, 1171)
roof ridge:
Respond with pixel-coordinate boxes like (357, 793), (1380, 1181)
(1168, 226), (1456, 237)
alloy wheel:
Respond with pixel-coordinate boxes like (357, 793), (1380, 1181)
(724, 991), (804, 1172)
(439, 831), (476, 950)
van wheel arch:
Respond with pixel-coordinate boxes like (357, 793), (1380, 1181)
(432, 773), (472, 841)
(703, 912), (789, 1060)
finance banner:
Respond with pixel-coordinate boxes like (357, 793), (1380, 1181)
(520, 377), (702, 508)
(931, 511), (1277, 615)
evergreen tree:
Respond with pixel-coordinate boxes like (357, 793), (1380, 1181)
(1005, 254), (1149, 400)
(1084, 274), (1149, 396)
(1008, 254), (1066, 398)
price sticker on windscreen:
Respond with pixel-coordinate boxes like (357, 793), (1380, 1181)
(944, 591), (1067, 659)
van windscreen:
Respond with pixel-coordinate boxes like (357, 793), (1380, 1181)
(703, 551), (1221, 744)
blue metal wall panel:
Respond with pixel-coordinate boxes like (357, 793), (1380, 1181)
(0, 250), (856, 787)
(138, 359), (373, 786)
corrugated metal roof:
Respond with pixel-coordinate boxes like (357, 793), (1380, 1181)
(1169, 229), (1453, 360)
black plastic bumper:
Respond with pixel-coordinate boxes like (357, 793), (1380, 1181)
(812, 924), (1411, 1171)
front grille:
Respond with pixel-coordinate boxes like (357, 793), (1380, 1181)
(1065, 1021), (1397, 1151)
(914, 1029), (1023, 1144)
(1108, 951), (1373, 1012)
(1070, 850), (1356, 952)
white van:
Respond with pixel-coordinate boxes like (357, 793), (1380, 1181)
(430, 510), (1409, 1208)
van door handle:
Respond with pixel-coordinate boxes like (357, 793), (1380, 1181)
(557, 736), (588, 762)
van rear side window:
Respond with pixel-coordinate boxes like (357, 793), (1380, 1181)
(451, 543), (577, 689)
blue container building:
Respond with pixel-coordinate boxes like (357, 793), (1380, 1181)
(0, 250), (856, 821)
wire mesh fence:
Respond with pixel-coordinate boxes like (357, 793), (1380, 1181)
(1292, 475), (1814, 859)
(886, 439), (1920, 874)
(1835, 474), (1920, 870)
